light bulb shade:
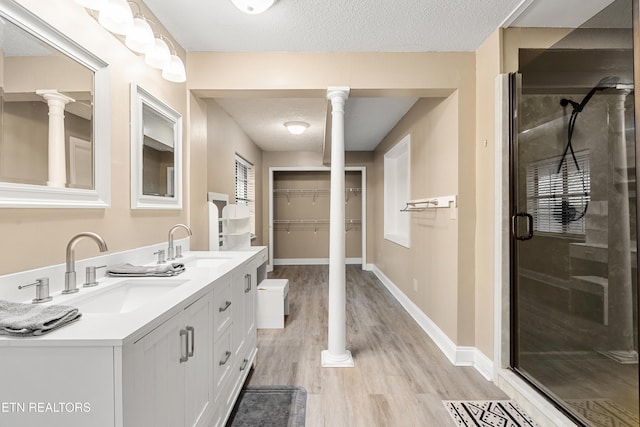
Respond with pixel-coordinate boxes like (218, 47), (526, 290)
(98, 0), (133, 35)
(145, 37), (171, 69)
(285, 121), (309, 135)
(125, 17), (155, 53)
(74, 0), (107, 11)
(162, 55), (187, 83)
(231, 0), (277, 14)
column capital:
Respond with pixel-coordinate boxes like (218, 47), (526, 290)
(327, 86), (350, 102)
(36, 89), (75, 105)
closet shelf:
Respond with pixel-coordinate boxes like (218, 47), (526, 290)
(274, 219), (361, 224)
(274, 187), (362, 203)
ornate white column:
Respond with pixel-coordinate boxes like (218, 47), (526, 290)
(321, 86), (354, 368)
(36, 89), (75, 188)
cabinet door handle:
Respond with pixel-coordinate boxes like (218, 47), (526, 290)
(179, 329), (189, 363)
(186, 326), (195, 357)
(239, 358), (249, 371)
(244, 273), (252, 293)
(219, 351), (231, 366)
(219, 300), (232, 312)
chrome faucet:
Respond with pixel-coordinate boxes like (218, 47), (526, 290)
(63, 232), (108, 294)
(168, 224), (192, 261)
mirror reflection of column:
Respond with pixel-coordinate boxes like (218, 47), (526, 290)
(605, 90), (637, 363)
(36, 89), (75, 188)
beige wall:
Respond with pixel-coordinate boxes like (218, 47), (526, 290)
(0, 0), (188, 275)
(205, 100), (263, 245)
(373, 97), (464, 344)
(474, 29), (502, 358)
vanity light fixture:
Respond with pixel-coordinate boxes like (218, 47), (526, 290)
(97, 0), (133, 35)
(145, 35), (171, 69)
(161, 38), (187, 82)
(231, 0), (277, 14)
(285, 121), (309, 135)
(75, 0), (187, 84)
(74, 0), (107, 11)
(124, 14), (154, 54)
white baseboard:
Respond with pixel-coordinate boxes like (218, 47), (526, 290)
(371, 264), (494, 381)
(362, 263), (374, 271)
(274, 258), (362, 266)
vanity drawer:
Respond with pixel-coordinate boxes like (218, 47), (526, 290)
(213, 325), (233, 402)
(213, 278), (233, 336)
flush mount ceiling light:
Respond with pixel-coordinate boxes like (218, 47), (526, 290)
(231, 0), (277, 14)
(285, 121), (309, 135)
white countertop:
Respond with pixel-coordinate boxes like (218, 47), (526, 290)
(0, 248), (267, 348)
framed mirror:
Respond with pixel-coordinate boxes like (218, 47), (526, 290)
(0, 1), (110, 208)
(130, 84), (182, 210)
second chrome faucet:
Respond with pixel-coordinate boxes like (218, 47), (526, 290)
(63, 232), (108, 294)
(168, 224), (192, 261)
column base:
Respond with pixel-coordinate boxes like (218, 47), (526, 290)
(321, 349), (354, 368)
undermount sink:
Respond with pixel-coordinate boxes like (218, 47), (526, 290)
(67, 279), (188, 314)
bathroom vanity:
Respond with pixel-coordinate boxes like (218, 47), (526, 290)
(0, 247), (267, 427)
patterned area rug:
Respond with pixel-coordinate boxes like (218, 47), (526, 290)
(227, 385), (307, 427)
(564, 399), (639, 427)
(443, 400), (539, 427)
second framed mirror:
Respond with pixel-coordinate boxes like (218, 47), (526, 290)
(130, 83), (182, 209)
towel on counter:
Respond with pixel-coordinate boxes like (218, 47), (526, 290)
(107, 262), (186, 277)
(0, 300), (81, 337)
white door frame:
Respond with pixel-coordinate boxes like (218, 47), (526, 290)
(268, 166), (367, 272)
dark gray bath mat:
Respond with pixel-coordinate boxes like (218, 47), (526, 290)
(227, 385), (307, 427)
(443, 400), (539, 427)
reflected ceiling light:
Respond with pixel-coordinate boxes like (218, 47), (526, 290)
(98, 0), (134, 35)
(285, 121), (309, 135)
(125, 14), (155, 54)
(231, 0), (277, 14)
(145, 36), (171, 69)
(74, 0), (107, 11)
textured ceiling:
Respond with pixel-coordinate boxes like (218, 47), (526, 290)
(144, 0), (523, 52)
(142, 0), (619, 152)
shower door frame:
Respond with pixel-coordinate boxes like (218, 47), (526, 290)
(499, 1), (640, 424)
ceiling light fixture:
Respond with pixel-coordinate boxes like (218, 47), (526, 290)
(75, 0), (187, 83)
(231, 0), (277, 15)
(285, 121), (309, 135)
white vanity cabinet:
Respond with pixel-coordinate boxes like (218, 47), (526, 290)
(123, 291), (213, 427)
(0, 247), (268, 427)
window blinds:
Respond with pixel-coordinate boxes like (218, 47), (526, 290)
(526, 152), (590, 235)
(235, 155), (255, 235)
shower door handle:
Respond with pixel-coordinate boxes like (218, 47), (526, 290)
(512, 212), (534, 240)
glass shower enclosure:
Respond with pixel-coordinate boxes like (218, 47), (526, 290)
(510, 0), (639, 424)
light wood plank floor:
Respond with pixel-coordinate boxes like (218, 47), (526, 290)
(247, 265), (509, 426)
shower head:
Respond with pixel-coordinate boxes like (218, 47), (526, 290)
(596, 75), (620, 88)
(579, 75), (620, 110)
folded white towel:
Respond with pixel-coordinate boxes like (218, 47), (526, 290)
(107, 262), (185, 277)
(0, 300), (81, 337)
